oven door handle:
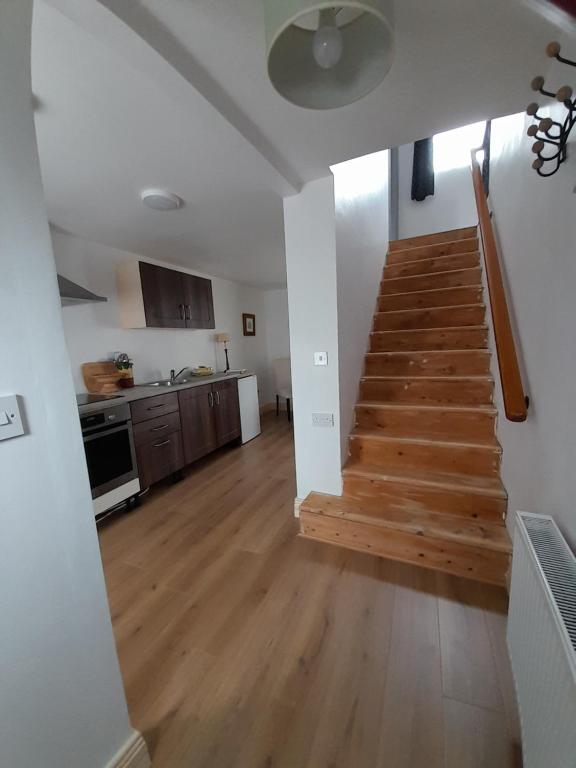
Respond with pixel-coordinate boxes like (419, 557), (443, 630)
(82, 422), (132, 441)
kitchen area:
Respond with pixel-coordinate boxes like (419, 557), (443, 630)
(66, 252), (265, 520)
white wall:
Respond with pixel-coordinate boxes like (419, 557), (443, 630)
(0, 3), (133, 766)
(261, 288), (291, 407)
(397, 142), (477, 238)
(52, 229), (286, 407)
(487, 107), (576, 546)
(332, 150), (390, 461)
(284, 177), (342, 499)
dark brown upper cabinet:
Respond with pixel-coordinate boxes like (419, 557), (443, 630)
(182, 273), (215, 329)
(117, 261), (215, 329)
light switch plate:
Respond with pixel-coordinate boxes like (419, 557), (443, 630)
(312, 412), (334, 427)
(0, 396), (25, 441)
(314, 351), (328, 366)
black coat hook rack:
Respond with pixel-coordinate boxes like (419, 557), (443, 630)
(526, 41), (576, 177)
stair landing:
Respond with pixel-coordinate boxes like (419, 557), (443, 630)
(299, 226), (511, 587)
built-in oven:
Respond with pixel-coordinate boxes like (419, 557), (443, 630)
(80, 401), (140, 517)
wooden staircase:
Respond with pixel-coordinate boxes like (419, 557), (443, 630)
(299, 225), (512, 587)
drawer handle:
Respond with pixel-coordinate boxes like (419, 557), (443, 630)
(150, 423), (169, 432)
(147, 404), (164, 410)
(153, 439), (171, 448)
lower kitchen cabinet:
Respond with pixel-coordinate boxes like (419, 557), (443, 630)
(178, 378), (241, 463)
(132, 379), (241, 489)
(135, 429), (184, 489)
(213, 379), (241, 446)
(178, 384), (218, 464)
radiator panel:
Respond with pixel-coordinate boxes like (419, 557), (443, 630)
(507, 511), (576, 768)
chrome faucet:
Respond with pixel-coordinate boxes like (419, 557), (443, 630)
(170, 368), (188, 383)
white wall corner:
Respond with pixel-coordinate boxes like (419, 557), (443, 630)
(105, 730), (150, 768)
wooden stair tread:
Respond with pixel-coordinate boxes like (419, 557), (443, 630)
(351, 428), (501, 452)
(361, 374), (494, 382)
(301, 492), (511, 553)
(357, 400), (497, 414)
(342, 460), (507, 498)
(379, 284), (483, 300)
(383, 267), (482, 284)
(366, 349), (490, 356)
(371, 324), (488, 335)
(375, 303), (484, 316)
(389, 226), (477, 252)
(386, 249), (479, 268)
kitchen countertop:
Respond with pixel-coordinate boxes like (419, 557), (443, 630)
(78, 371), (255, 414)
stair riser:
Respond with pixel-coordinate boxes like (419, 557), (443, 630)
(389, 227), (478, 252)
(349, 437), (500, 477)
(384, 252), (479, 279)
(360, 378), (493, 406)
(378, 286), (483, 311)
(387, 237), (479, 264)
(343, 474), (506, 522)
(299, 512), (509, 586)
(380, 267), (482, 294)
(364, 351), (491, 377)
(356, 405), (497, 442)
(370, 327), (488, 352)
(374, 305), (485, 331)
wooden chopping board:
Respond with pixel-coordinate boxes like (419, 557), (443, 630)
(82, 362), (122, 394)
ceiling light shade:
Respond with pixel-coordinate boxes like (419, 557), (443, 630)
(140, 189), (183, 210)
(264, 0), (394, 110)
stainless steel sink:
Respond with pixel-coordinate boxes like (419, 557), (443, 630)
(147, 379), (189, 387)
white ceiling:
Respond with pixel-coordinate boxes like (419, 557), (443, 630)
(33, 0), (558, 287)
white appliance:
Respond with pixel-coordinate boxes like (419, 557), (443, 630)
(507, 511), (576, 768)
(238, 375), (261, 444)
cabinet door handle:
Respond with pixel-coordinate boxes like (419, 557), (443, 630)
(179, 304), (185, 320)
(215, 390), (220, 406)
(153, 439), (171, 448)
(208, 391), (214, 407)
(185, 304), (191, 321)
(150, 423), (169, 432)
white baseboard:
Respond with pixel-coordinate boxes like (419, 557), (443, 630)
(293, 497), (304, 518)
(106, 730), (150, 768)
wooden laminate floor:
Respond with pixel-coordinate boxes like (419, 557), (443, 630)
(99, 414), (521, 768)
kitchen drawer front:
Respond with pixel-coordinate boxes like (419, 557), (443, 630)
(133, 410), (181, 445)
(135, 430), (184, 488)
(130, 392), (179, 424)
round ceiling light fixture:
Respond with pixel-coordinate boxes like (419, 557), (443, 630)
(140, 189), (184, 211)
(263, 1), (394, 110)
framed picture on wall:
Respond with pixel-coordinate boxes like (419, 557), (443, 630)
(242, 313), (256, 336)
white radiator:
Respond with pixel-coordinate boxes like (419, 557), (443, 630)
(507, 511), (576, 768)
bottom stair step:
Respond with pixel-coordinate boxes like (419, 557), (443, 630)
(299, 495), (511, 586)
(301, 493), (510, 552)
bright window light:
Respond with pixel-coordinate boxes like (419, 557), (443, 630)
(433, 121), (486, 173)
(331, 149), (389, 202)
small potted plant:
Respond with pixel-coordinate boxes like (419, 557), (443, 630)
(114, 352), (135, 388)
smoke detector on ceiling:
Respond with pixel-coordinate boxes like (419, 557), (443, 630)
(140, 189), (184, 211)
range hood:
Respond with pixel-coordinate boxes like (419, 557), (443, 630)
(58, 274), (107, 307)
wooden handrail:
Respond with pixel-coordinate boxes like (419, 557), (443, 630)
(470, 150), (527, 422)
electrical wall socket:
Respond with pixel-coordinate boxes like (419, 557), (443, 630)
(312, 412), (334, 427)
